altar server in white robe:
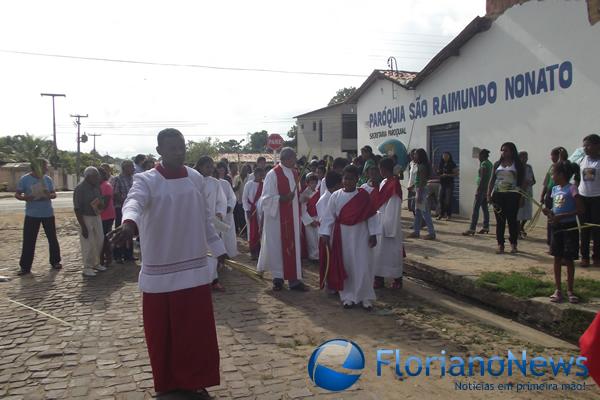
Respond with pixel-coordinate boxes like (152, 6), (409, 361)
(257, 147), (309, 292)
(111, 129), (227, 397)
(243, 168), (265, 260)
(194, 156), (227, 291)
(300, 173), (320, 261)
(316, 171), (342, 290)
(319, 158), (348, 198)
(360, 164), (382, 195)
(372, 157), (404, 289)
(319, 165), (381, 310)
(216, 162), (239, 259)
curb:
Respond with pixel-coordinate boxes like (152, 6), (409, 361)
(404, 258), (597, 343)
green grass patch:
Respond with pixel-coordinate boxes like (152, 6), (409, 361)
(476, 271), (600, 303)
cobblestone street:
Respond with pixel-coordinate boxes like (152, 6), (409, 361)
(0, 210), (598, 399)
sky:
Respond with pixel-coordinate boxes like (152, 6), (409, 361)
(0, 0), (485, 158)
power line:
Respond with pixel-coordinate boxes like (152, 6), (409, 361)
(0, 49), (369, 78)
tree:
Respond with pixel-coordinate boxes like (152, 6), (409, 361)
(244, 130), (269, 153)
(217, 139), (245, 154)
(186, 138), (219, 165)
(0, 134), (53, 162)
(328, 87), (357, 106)
(284, 125), (297, 149)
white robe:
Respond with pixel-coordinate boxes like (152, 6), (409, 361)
(300, 187), (319, 261)
(319, 189), (381, 305)
(219, 179), (239, 258)
(318, 178), (328, 198)
(242, 180), (263, 241)
(257, 165), (302, 280)
(372, 178), (403, 279)
(316, 190), (332, 219)
(201, 175), (227, 281)
(122, 167), (226, 293)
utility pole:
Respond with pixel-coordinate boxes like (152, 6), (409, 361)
(70, 114), (88, 179)
(88, 133), (102, 153)
(40, 93), (66, 163)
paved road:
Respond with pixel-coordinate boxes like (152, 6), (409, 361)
(0, 212), (597, 399)
(0, 192), (73, 213)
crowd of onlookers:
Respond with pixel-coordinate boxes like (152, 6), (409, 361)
(13, 133), (600, 304)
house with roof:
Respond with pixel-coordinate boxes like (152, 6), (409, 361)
(348, 0), (600, 215)
(294, 102), (358, 159)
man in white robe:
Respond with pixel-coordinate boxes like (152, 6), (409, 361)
(372, 157), (404, 289)
(319, 165), (381, 309)
(217, 171), (239, 259)
(257, 148), (308, 292)
(194, 156), (227, 291)
(110, 129), (227, 397)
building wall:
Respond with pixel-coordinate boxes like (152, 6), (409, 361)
(297, 103), (357, 158)
(0, 165), (76, 191)
(357, 0), (600, 215)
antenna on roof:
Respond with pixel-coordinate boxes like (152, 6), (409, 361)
(387, 57), (398, 74)
(387, 57), (400, 100)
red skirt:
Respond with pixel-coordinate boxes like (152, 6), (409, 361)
(143, 284), (220, 393)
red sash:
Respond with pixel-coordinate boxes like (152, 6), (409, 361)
(580, 312), (600, 385)
(325, 188), (376, 291)
(372, 177), (402, 210)
(306, 189), (319, 218)
(274, 165), (299, 280)
(248, 181), (263, 252)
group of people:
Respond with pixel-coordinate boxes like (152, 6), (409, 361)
(461, 135), (600, 303)
(12, 127), (600, 398)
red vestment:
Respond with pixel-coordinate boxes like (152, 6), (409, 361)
(580, 312), (600, 385)
(248, 181), (263, 253)
(273, 165), (299, 280)
(372, 176), (402, 210)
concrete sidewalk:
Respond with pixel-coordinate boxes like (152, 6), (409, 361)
(402, 214), (600, 341)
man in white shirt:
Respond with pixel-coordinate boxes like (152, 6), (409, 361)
(111, 129), (227, 399)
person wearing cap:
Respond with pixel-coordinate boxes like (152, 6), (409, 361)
(463, 149), (492, 236)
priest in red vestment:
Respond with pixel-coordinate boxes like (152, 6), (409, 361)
(257, 147), (309, 292)
(110, 129), (227, 399)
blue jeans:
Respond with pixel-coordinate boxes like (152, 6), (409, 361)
(413, 208), (435, 236)
(469, 193), (489, 231)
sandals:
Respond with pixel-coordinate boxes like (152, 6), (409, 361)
(550, 290), (580, 304)
(567, 292), (580, 304)
(550, 290), (562, 303)
(373, 277), (385, 289)
(290, 282), (310, 292)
